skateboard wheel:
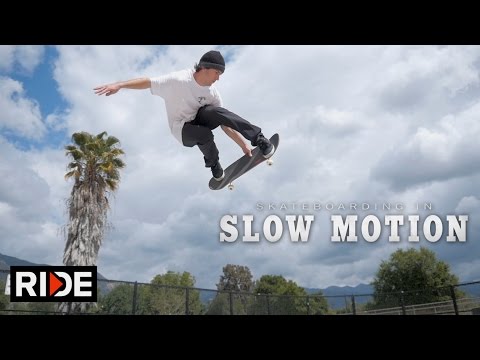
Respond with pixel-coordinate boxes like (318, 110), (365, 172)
(228, 183), (234, 190)
(267, 158), (273, 166)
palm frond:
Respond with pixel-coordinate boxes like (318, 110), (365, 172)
(65, 170), (81, 180)
(96, 131), (108, 140)
(72, 132), (91, 146)
(106, 136), (120, 147)
(109, 148), (125, 157)
(112, 158), (126, 168)
(67, 162), (81, 169)
(66, 149), (85, 161)
(105, 179), (118, 191)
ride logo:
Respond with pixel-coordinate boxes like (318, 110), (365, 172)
(10, 266), (97, 302)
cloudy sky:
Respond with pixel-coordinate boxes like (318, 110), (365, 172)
(1, 45), (480, 290)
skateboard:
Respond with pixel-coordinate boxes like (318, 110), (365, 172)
(209, 133), (279, 190)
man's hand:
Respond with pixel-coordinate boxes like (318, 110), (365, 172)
(242, 145), (252, 157)
(94, 83), (121, 96)
(94, 78), (151, 96)
(220, 125), (252, 157)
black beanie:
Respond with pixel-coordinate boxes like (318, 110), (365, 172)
(198, 50), (225, 72)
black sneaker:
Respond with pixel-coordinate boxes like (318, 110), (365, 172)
(211, 161), (224, 181)
(256, 134), (275, 158)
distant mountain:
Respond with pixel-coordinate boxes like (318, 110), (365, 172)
(458, 283), (480, 297)
(0, 253), (49, 267)
(307, 281), (480, 310)
(0, 260), (8, 272)
(0, 253), (48, 282)
(0, 252), (110, 294)
(306, 284), (374, 310)
(311, 283), (374, 296)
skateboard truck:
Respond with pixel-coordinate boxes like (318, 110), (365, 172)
(227, 156), (273, 191)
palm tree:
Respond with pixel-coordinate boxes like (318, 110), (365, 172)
(61, 131), (125, 313)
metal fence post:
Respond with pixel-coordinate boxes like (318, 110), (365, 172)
(185, 287), (190, 315)
(351, 295), (357, 315)
(400, 291), (406, 315)
(132, 281), (138, 315)
(450, 285), (459, 315)
(306, 296), (310, 315)
(229, 291), (234, 315)
(266, 295), (271, 315)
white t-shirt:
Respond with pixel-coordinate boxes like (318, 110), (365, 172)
(150, 69), (223, 144)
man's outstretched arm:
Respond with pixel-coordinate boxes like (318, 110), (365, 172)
(94, 78), (151, 96)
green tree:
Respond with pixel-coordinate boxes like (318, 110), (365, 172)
(205, 292), (231, 315)
(98, 283), (139, 314)
(143, 271), (202, 315)
(307, 291), (330, 315)
(372, 247), (464, 308)
(207, 264), (255, 315)
(61, 131), (126, 313)
(253, 275), (329, 315)
(217, 264), (254, 292)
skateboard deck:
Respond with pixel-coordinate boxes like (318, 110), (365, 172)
(209, 133), (279, 190)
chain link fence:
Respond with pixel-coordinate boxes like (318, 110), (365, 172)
(1, 269), (479, 315)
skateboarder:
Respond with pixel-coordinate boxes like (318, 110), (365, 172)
(94, 50), (275, 181)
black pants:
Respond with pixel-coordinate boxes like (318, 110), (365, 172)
(182, 105), (262, 167)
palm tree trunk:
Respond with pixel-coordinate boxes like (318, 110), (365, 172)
(60, 183), (108, 313)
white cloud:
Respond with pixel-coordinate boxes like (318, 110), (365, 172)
(0, 45), (45, 73)
(14, 46), (45, 73)
(372, 101), (480, 191)
(0, 77), (46, 139)
(372, 46), (480, 113)
(0, 137), (66, 266)
(456, 196), (480, 213)
(0, 46), (15, 71)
